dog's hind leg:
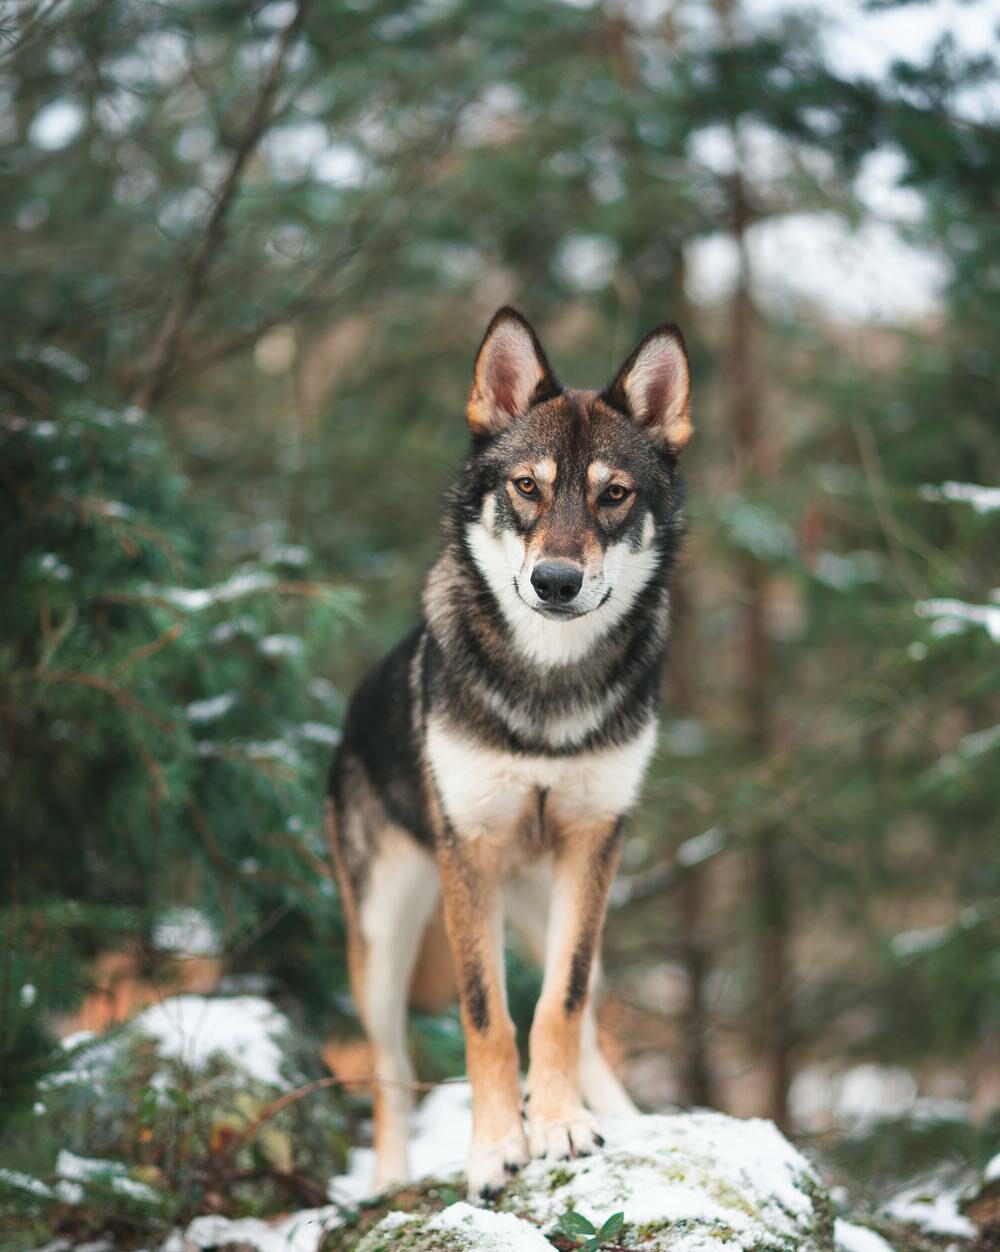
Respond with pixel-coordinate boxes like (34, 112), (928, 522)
(578, 955), (637, 1116)
(506, 864), (636, 1119)
(328, 803), (439, 1191)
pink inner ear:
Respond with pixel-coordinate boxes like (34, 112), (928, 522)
(628, 337), (686, 425)
(486, 355), (519, 416)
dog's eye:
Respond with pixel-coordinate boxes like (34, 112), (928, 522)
(513, 477), (538, 498)
(602, 483), (630, 504)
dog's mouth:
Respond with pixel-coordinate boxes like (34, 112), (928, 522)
(514, 583), (612, 620)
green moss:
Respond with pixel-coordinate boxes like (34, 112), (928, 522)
(799, 1173), (836, 1251)
(320, 1178), (453, 1251)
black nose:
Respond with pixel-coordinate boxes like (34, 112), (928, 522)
(531, 560), (583, 605)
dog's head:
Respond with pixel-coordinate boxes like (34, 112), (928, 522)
(456, 308), (691, 655)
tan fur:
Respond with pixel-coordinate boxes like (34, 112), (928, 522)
(524, 817), (622, 1153)
(325, 797), (368, 1020)
(327, 309), (691, 1197)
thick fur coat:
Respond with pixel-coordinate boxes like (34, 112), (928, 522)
(326, 308), (692, 1200)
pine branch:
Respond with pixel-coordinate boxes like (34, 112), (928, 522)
(36, 670), (176, 731)
(110, 623), (184, 678)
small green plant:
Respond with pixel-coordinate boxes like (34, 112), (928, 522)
(555, 1208), (625, 1250)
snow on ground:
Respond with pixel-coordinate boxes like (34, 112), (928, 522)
(985, 1151), (1000, 1184)
(132, 995), (290, 1087)
(359, 1202), (554, 1252)
(835, 1219), (896, 1252)
(182, 1081), (831, 1252)
(499, 1109), (827, 1250)
(881, 1180), (976, 1239)
(184, 1207), (345, 1252)
(333, 1079), (473, 1200)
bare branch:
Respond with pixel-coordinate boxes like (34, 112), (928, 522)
(132, 0), (310, 411)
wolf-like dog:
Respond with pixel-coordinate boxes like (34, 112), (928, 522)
(326, 307), (692, 1200)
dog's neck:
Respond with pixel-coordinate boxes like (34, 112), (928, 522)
(421, 537), (672, 754)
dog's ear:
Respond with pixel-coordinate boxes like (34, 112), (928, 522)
(466, 308), (560, 436)
(602, 324), (692, 454)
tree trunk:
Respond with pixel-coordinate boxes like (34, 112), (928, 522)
(726, 161), (793, 1131)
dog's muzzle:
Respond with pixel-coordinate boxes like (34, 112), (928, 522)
(530, 560), (584, 607)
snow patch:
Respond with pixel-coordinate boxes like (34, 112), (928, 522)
(500, 1107), (827, 1252)
(985, 1151), (1000, 1183)
(258, 633), (304, 658)
(791, 1063), (918, 1132)
(362, 1202), (554, 1251)
(154, 568), (277, 613)
(915, 596), (1000, 643)
(152, 908), (220, 956)
(261, 543), (310, 566)
(297, 721), (342, 747)
(185, 1207), (343, 1252)
(0, 1168), (53, 1198)
(185, 691), (238, 722)
(132, 995), (289, 1087)
(55, 1151), (159, 1205)
(882, 1181), (976, 1239)
(835, 1220), (895, 1252)
(210, 615), (259, 642)
(920, 482), (1000, 515)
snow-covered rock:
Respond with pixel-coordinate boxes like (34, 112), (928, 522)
(357, 1203), (554, 1252)
(346, 1101), (833, 1252)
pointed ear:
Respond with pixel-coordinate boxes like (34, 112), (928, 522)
(602, 324), (692, 453)
(466, 307), (560, 436)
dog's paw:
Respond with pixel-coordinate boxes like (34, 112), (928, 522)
(527, 1106), (602, 1161)
(466, 1129), (529, 1204)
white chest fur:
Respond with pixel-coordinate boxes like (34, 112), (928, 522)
(425, 714), (657, 841)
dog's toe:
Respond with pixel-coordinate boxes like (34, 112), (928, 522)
(527, 1109), (600, 1161)
(466, 1130), (529, 1204)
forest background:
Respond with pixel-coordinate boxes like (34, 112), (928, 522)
(1, 0), (998, 1245)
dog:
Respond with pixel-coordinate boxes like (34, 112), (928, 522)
(325, 307), (692, 1200)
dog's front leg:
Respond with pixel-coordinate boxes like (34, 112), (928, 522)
(525, 819), (623, 1160)
(437, 838), (528, 1200)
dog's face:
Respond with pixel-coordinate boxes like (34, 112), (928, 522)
(457, 309), (691, 658)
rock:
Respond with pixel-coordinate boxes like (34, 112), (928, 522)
(356, 1203), (553, 1251)
(349, 1108), (834, 1252)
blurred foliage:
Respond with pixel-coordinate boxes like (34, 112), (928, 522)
(0, 1005), (356, 1247)
(1, 0), (999, 1243)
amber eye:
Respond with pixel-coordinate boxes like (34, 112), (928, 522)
(513, 477), (538, 498)
(602, 483), (630, 504)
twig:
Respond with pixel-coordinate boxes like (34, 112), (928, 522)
(224, 1167), (329, 1209)
(0, 362), (56, 414)
(239, 1074), (465, 1149)
(36, 669), (175, 731)
(851, 417), (920, 596)
(0, 0), (70, 65)
(133, 0), (310, 410)
(35, 598), (77, 672)
(111, 623), (184, 677)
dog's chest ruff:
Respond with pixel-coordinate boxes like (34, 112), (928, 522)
(426, 713), (656, 840)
